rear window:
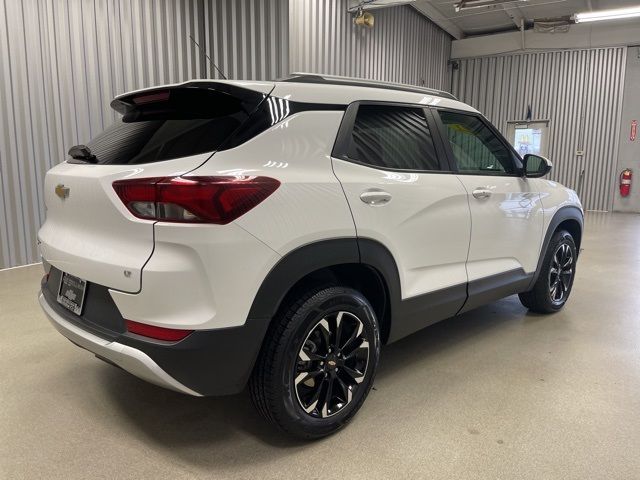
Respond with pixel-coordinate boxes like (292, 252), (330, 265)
(86, 116), (246, 165)
(85, 87), (258, 165)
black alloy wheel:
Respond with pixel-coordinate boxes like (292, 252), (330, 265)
(548, 242), (574, 305)
(294, 311), (370, 418)
(250, 286), (380, 439)
(519, 229), (577, 313)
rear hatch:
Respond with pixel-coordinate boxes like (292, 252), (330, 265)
(39, 81), (274, 293)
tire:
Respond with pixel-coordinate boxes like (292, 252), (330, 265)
(249, 285), (381, 439)
(519, 229), (577, 314)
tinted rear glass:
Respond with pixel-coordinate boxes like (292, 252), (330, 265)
(346, 105), (440, 171)
(86, 115), (246, 165)
(85, 88), (254, 165)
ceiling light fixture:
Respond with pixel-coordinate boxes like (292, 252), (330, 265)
(454, 0), (527, 13)
(574, 5), (640, 23)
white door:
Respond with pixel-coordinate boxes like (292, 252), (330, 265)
(331, 104), (471, 300)
(435, 110), (544, 283)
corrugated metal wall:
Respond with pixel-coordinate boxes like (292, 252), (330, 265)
(451, 47), (627, 211)
(289, 1), (452, 91)
(203, 0), (288, 80)
(0, 0), (288, 269)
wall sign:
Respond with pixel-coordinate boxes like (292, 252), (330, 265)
(632, 120), (637, 142)
(506, 120), (550, 157)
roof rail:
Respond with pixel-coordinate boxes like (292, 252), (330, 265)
(279, 72), (458, 101)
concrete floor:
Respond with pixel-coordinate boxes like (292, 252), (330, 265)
(1, 212), (640, 479)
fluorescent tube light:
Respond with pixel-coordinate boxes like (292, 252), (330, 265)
(454, 0), (527, 12)
(574, 6), (640, 23)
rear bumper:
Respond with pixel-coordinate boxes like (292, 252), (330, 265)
(39, 292), (201, 396)
(39, 280), (271, 396)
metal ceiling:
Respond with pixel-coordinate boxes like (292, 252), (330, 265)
(412, 0), (640, 37)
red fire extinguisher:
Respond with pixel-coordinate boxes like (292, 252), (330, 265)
(620, 169), (632, 197)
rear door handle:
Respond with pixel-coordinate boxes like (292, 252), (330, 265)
(472, 188), (492, 199)
(360, 191), (392, 206)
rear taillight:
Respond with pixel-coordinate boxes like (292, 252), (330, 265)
(126, 320), (193, 341)
(112, 176), (280, 224)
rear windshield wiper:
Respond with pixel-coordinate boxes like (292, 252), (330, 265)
(68, 145), (98, 164)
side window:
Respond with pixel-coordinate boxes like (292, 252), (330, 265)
(438, 111), (515, 175)
(345, 105), (441, 171)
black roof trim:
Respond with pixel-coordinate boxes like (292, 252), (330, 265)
(279, 73), (458, 101)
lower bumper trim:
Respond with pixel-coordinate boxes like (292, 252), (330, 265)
(38, 293), (202, 397)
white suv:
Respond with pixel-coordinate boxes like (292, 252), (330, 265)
(38, 74), (583, 438)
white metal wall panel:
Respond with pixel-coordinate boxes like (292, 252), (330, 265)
(0, 0), (289, 269)
(451, 47), (627, 211)
(289, 1), (452, 91)
(203, 0), (289, 80)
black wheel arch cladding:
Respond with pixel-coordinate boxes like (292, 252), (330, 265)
(247, 238), (399, 343)
(527, 205), (583, 290)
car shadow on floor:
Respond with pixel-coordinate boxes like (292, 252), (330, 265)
(98, 295), (542, 467)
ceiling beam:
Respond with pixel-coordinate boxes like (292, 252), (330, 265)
(451, 21), (640, 58)
(501, 5), (525, 28)
(347, 0), (417, 12)
(412, 2), (465, 39)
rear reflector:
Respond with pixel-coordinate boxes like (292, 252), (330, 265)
(113, 176), (280, 224)
(126, 320), (193, 341)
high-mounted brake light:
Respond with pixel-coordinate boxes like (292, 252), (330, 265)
(126, 320), (193, 341)
(112, 176), (280, 224)
(132, 90), (170, 105)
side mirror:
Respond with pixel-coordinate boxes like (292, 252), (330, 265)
(523, 154), (552, 178)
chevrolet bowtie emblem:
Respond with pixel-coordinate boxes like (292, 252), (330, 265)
(55, 184), (70, 200)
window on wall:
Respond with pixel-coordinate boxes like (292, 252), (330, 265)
(345, 105), (441, 171)
(438, 111), (515, 175)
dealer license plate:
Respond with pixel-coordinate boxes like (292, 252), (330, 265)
(57, 272), (87, 316)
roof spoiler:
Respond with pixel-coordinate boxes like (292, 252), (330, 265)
(110, 81), (273, 118)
